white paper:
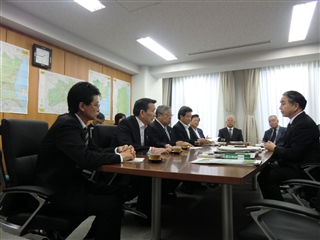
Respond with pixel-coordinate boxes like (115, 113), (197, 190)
(126, 158), (145, 163)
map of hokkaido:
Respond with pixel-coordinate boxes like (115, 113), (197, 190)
(0, 41), (29, 114)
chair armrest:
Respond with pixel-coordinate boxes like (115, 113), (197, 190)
(244, 199), (320, 220)
(282, 179), (320, 188)
(301, 163), (320, 168)
(2, 185), (55, 198)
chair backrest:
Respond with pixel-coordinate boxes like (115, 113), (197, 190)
(1, 119), (48, 187)
(93, 124), (117, 148)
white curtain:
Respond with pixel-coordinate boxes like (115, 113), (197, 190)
(220, 71), (235, 117)
(162, 78), (172, 106)
(171, 73), (222, 138)
(255, 60), (320, 142)
(243, 69), (259, 144)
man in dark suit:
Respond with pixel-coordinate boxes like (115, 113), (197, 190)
(190, 114), (211, 144)
(148, 105), (184, 199)
(173, 106), (207, 194)
(263, 115), (286, 147)
(111, 98), (170, 225)
(36, 82), (136, 240)
(172, 106), (197, 146)
(218, 115), (244, 142)
(149, 105), (183, 148)
(258, 91), (320, 201)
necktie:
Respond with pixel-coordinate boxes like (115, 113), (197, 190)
(140, 125), (145, 146)
(84, 127), (89, 145)
(228, 128), (232, 138)
(270, 128), (277, 142)
(164, 127), (171, 141)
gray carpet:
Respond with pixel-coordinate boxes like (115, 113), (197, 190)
(0, 182), (262, 240)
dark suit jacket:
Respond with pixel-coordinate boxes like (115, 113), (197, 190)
(172, 121), (198, 144)
(263, 126), (287, 147)
(148, 120), (177, 147)
(218, 127), (244, 142)
(192, 127), (205, 138)
(111, 116), (151, 154)
(273, 112), (320, 168)
(36, 113), (120, 213)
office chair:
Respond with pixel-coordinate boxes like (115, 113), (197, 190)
(93, 124), (118, 148)
(92, 124), (147, 219)
(237, 179), (320, 240)
(0, 118), (84, 240)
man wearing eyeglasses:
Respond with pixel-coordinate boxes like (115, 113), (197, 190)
(149, 105), (183, 148)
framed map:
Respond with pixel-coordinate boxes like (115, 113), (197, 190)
(0, 41), (29, 114)
(38, 70), (83, 114)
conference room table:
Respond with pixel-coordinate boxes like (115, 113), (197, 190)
(98, 146), (272, 240)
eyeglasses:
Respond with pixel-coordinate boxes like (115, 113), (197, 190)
(162, 113), (173, 117)
(91, 103), (100, 108)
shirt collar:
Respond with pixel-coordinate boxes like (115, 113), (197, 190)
(290, 111), (304, 124)
(155, 118), (165, 128)
(179, 120), (190, 130)
(135, 116), (148, 129)
(75, 113), (86, 129)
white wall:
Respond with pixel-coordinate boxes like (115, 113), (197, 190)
(132, 66), (163, 107)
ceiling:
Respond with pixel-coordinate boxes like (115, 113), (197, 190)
(1, 0), (319, 73)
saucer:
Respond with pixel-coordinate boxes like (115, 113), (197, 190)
(171, 151), (182, 154)
(148, 158), (163, 163)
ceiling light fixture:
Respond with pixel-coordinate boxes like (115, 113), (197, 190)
(137, 37), (177, 61)
(74, 0), (105, 12)
(288, 1), (317, 42)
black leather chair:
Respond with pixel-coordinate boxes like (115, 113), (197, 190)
(237, 179), (320, 240)
(93, 124), (118, 148)
(0, 118), (84, 239)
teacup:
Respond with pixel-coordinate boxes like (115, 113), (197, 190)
(181, 143), (189, 150)
(172, 146), (182, 153)
(149, 152), (161, 161)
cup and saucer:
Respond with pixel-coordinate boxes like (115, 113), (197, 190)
(148, 152), (163, 163)
(172, 146), (182, 154)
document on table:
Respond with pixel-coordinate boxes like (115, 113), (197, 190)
(191, 158), (261, 166)
(127, 158), (144, 163)
(189, 146), (202, 150)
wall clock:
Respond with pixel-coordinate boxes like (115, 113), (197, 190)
(32, 44), (52, 69)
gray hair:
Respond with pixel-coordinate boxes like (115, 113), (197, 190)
(226, 115), (235, 121)
(268, 115), (278, 120)
(156, 105), (171, 117)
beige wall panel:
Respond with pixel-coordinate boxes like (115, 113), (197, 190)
(65, 52), (102, 80)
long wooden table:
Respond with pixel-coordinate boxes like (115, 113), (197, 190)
(98, 146), (272, 240)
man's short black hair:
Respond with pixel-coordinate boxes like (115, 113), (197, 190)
(178, 106), (192, 120)
(97, 112), (105, 121)
(191, 114), (200, 121)
(133, 98), (156, 116)
(67, 82), (101, 114)
(114, 113), (126, 125)
(283, 90), (307, 110)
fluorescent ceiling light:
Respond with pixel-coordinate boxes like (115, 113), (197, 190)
(137, 37), (177, 61)
(288, 1), (317, 42)
(74, 0), (105, 12)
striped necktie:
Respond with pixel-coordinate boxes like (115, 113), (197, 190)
(164, 127), (171, 141)
(84, 127), (89, 145)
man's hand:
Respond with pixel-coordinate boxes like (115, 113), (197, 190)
(164, 144), (173, 152)
(264, 141), (276, 152)
(198, 138), (210, 144)
(118, 145), (136, 161)
(154, 147), (170, 153)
